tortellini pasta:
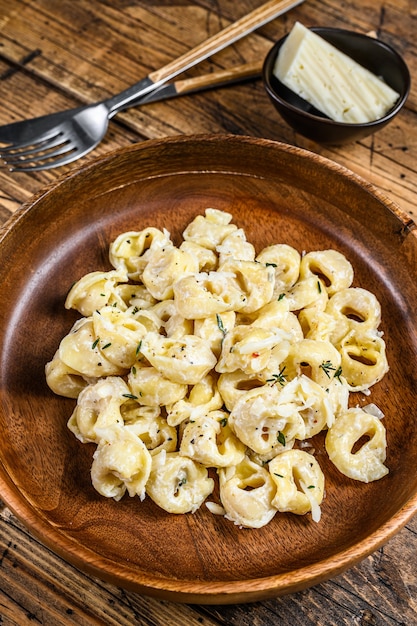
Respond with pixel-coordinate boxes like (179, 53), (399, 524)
(269, 450), (325, 521)
(146, 451), (214, 514)
(46, 209), (390, 528)
(91, 429), (152, 501)
(219, 456), (278, 528)
(228, 385), (305, 456)
(325, 408), (389, 482)
(180, 410), (246, 467)
(68, 376), (129, 443)
(65, 269), (129, 317)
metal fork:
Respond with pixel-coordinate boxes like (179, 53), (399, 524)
(0, 0), (303, 172)
(0, 61), (263, 172)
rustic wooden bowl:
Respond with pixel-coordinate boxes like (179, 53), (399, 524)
(0, 135), (416, 604)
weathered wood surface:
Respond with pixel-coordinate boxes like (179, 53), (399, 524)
(0, 1), (416, 624)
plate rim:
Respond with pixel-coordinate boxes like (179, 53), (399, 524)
(0, 133), (416, 604)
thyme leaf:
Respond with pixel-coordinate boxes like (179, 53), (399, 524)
(320, 360), (336, 378)
(277, 431), (286, 446)
(216, 313), (227, 337)
(266, 366), (287, 387)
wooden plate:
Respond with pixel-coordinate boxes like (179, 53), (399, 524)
(0, 135), (416, 604)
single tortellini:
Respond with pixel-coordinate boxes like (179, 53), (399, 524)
(150, 300), (193, 338)
(180, 410), (246, 467)
(325, 408), (388, 482)
(45, 350), (91, 399)
(256, 243), (301, 294)
(166, 374), (223, 426)
(216, 228), (255, 264)
(67, 376), (130, 443)
(247, 300), (303, 343)
(299, 249), (354, 296)
(128, 365), (187, 407)
(219, 259), (275, 314)
(325, 287), (382, 334)
(281, 338), (342, 388)
(298, 307), (348, 345)
(284, 275), (328, 312)
(216, 325), (285, 375)
(115, 283), (157, 311)
(194, 311), (236, 358)
(337, 330), (389, 391)
(217, 370), (267, 412)
(138, 332), (216, 385)
(109, 227), (170, 281)
(65, 269), (128, 317)
(229, 386), (305, 456)
(142, 242), (198, 300)
(122, 404), (177, 455)
(173, 270), (246, 319)
(91, 429), (152, 501)
(269, 449), (325, 522)
(219, 456), (277, 528)
(182, 208), (237, 250)
(146, 451), (214, 514)
(277, 374), (335, 436)
(129, 306), (163, 334)
(58, 317), (127, 378)
(179, 241), (218, 272)
(92, 306), (148, 369)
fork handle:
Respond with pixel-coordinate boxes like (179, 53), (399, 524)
(105, 0), (304, 115)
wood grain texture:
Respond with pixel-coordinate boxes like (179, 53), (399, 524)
(0, 134), (416, 611)
(149, 0), (303, 83)
(0, 0), (415, 218)
(0, 0), (416, 623)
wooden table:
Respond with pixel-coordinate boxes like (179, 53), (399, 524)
(0, 1), (416, 624)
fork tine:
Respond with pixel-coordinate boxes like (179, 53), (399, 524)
(3, 142), (78, 170)
(5, 148), (84, 172)
(0, 105), (86, 147)
(0, 129), (64, 154)
(2, 139), (91, 171)
(0, 132), (67, 159)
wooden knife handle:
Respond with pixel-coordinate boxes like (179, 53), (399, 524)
(174, 61), (263, 94)
(148, 0), (304, 84)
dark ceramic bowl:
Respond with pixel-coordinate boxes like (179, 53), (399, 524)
(262, 27), (410, 145)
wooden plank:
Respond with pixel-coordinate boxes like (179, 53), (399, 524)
(204, 519), (417, 625)
(0, 0), (415, 219)
(0, 506), (223, 626)
(1, 504), (416, 625)
(0, 2), (416, 624)
(0, 0), (275, 101)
